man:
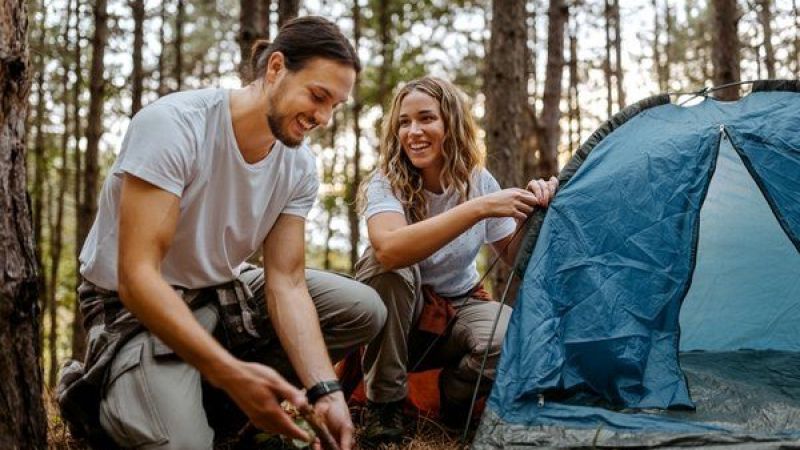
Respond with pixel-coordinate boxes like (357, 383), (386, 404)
(57, 16), (385, 450)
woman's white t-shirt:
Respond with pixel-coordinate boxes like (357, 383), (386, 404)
(364, 169), (516, 296)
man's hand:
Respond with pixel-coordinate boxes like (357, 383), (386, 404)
(214, 360), (313, 443)
(312, 392), (354, 450)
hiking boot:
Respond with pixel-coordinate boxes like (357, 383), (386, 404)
(438, 390), (472, 431)
(438, 374), (475, 431)
(361, 399), (405, 447)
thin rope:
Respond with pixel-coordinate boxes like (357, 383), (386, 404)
(461, 263), (516, 443)
(666, 80), (764, 105)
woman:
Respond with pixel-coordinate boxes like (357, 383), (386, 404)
(355, 76), (558, 445)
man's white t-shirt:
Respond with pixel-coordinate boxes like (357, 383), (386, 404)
(80, 88), (319, 290)
(364, 169), (516, 297)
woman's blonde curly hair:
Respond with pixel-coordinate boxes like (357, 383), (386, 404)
(358, 76), (484, 223)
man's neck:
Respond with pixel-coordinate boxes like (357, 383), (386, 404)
(229, 83), (277, 164)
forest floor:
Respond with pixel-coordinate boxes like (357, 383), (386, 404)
(46, 389), (465, 450)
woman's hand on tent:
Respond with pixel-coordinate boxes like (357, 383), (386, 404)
(476, 188), (539, 221)
(526, 176), (559, 207)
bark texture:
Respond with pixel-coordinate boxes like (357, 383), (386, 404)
(536, 0), (568, 178)
(485, 0), (528, 189)
(75, 0), (109, 358)
(0, 1), (48, 447)
(347, 0), (362, 272)
(278, 0), (300, 28)
(711, 0), (740, 100)
(131, 0), (145, 115)
(485, 0), (528, 296)
(756, 0), (775, 79)
(174, 0), (184, 91)
(238, 0), (271, 82)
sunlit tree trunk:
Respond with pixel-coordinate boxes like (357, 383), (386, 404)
(323, 117), (339, 271)
(376, 0), (392, 115)
(711, 0), (740, 100)
(175, 0), (184, 91)
(131, 0), (145, 115)
(612, 0), (625, 108)
(794, 0), (800, 75)
(604, 0), (613, 117)
(75, 0), (109, 359)
(157, 1), (167, 96)
(347, 0), (362, 272)
(756, 0), (775, 79)
(536, 0), (567, 178)
(485, 0), (528, 296)
(653, 0), (663, 90)
(72, 0), (85, 355)
(49, 0), (75, 389)
(567, 20), (579, 156)
(0, 1), (48, 446)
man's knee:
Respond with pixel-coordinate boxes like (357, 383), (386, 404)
(101, 333), (213, 449)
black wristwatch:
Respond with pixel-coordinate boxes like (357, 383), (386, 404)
(307, 380), (342, 404)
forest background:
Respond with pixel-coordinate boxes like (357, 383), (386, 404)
(2, 0), (798, 447)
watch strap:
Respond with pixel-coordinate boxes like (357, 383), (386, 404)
(306, 379), (342, 404)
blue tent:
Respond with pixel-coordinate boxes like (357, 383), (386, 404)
(475, 81), (800, 448)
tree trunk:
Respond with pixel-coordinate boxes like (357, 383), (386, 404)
(567, 19), (579, 156)
(48, 148), (67, 388)
(238, 0), (272, 82)
(756, 0), (775, 79)
(486, 0), (528, 189)
(612, 0), (625, 108)
(278, 0), (300, 28)
(604, 0), (613, 117)
(485, 0), (528, 296)
(32, 0), (47, 291)
(72, 0), (85, 357)
(131, 0), (145, 116)
(323, 117), (339, 271)
(526, 0), (538, 104)
(711, 0), (740, 100)
(664, 0), (673, 89)
(794, 0), (799, 75)
(157, 1), (167, 96)
(652, 0), (663, 91)
(49, 0), (74, 389)
(0, 2), (48, 447)
(76, 0), (109, 359)
(175, 0), (184, 91)
(347, 0), (362, 273)
(376, 0), (392, 114)
(536, 0), (567, 179)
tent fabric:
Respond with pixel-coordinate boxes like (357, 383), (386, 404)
(477, 83), (800, 448)
(679, 133), (800, 352)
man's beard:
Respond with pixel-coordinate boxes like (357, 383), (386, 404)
(267, 90), (303, 147)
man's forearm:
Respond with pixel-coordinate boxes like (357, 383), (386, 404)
(266, 281), (335, 388)
(118, 266), (237, 386)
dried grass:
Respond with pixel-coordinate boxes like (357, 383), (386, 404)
(47, 393), (470, 450)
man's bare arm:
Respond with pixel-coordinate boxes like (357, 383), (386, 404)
(263, 213), (353, 449)
(117, 174), (310, 440)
